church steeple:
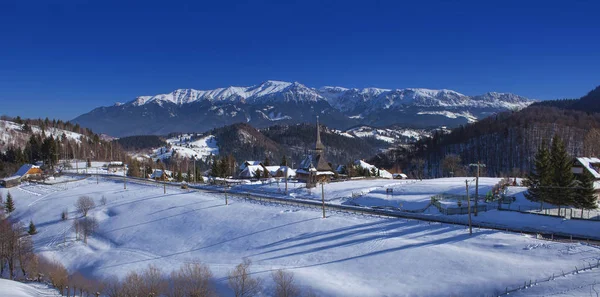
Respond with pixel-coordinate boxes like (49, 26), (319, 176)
(315, 116), (325, 152)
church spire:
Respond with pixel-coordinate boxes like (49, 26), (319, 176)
(315, 116), (325, 152)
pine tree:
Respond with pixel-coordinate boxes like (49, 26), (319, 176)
(525, 139), (552, 210)
(177, 170), (183, 182)
(281, 155), (288, 166)
(263, 156), (271, 166)
(28, 220), (37, 235)
(210, 157), (221, 177)
(5, 191), (15, 214)
(549, 135), (576, 214)
(574, 170), (598, 218)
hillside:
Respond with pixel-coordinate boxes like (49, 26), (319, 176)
(72, 80), (534, 137)
(0, 117), (129, 177)
(141, 123), (388, 174)
(530, 85), (600, 113)
(369, 86), (600, 177)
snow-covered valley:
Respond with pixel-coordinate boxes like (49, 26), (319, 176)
(2, 177), (599, 296)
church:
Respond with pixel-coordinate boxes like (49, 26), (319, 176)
(296, 117), (335, 187)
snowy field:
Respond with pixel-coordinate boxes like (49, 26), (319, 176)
(2, 178), (600, 296)
(230, 177), (600, 239)
(0, 279), (60, 297)
(233, 177), (504, 210)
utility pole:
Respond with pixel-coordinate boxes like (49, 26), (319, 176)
(285, 162), (288, 195)
(469, 162), (486, 216)
(321, 182), (326, 218)
(193, 155), (197, 184)
(96, 168), (98, 184)
(225, 185), (229, 205)
(123, 165), (127, 190)
(466, 180), (472, 235)
(164, 182), (166, 194)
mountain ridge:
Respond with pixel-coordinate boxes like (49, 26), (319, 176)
(73, 80), (535, 137)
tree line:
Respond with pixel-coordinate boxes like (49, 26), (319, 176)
(525, 135), (597, 216)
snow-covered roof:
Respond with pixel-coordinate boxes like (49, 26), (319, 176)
(354, 160), (393, 179)
(2, 176), (21, 181)
(239, 165), (268, 178)
(576, 157), (600, 179)
(240, 161), (262, 170)
(13, 164), (40, 177)
(393, 173), (408, 178)
(150, 169), (171, 179)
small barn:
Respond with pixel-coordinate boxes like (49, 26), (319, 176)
(239, 165), (268, 179)
(0, 176), (21, 188)
(150, 169), (172, 181)
(393, 173), (408, 179)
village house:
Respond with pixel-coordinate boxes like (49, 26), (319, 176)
(572, 157), (600, 194)
(150, 169), (173, 181)
(0, 164), (44, 188)
(238, 164), (295, 179)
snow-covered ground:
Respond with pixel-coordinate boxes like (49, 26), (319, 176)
(230, 177), (600, 239)
(2, 178), (600, 296)
(0, 279), (60, 297)
(151, 134), (219, 161)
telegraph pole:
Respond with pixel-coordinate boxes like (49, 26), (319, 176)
(193, 156), (197, 184)
(285, 162), (288, 195)
(321, 182), (326, 218)
(466, 180), (472, 235)
(469, 162), (486, 216)
(123, 165), (127, 189)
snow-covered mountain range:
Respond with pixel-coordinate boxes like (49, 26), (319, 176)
(73, 80), (535, 137)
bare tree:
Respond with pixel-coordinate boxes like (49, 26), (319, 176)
(441, 154), (463, 177)
(272, 269), (300, 297)
(80, 217), (99, 244)
(76, 196), (95, 217)
(44, 259), (68, 293)
(103, 276), (124, 297)
(142, 264), (167, 297)
(228, 258), (262, 297)
(168, 261), (216, 297)
(410, 158), (425, 180)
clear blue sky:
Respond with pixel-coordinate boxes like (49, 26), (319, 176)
(1, 0), (599, 120)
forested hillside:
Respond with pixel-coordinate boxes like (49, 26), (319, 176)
(369, 86), (600, 178)
(115, 135), (166, 151)
(206, 123), (387, 168)
(0, 116), (129, 177)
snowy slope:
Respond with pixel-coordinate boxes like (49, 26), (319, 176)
(150, 134), (219, 161)
(0, 279), (61, 297)
(0, 120), (86, 152)
(3, 178), (600, 297)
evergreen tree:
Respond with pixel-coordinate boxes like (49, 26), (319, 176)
(263, 156), (271, 166)
(525, 139), (552, 209)
(28, 220), (37, 235)
(5, 191), (15, 214)
(281, 155), (288, 166)
(574, 170), (598, 218)
(177, 170), (183, 182)
(549, 135), (576, 213)
(210, 157), (221, 177)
